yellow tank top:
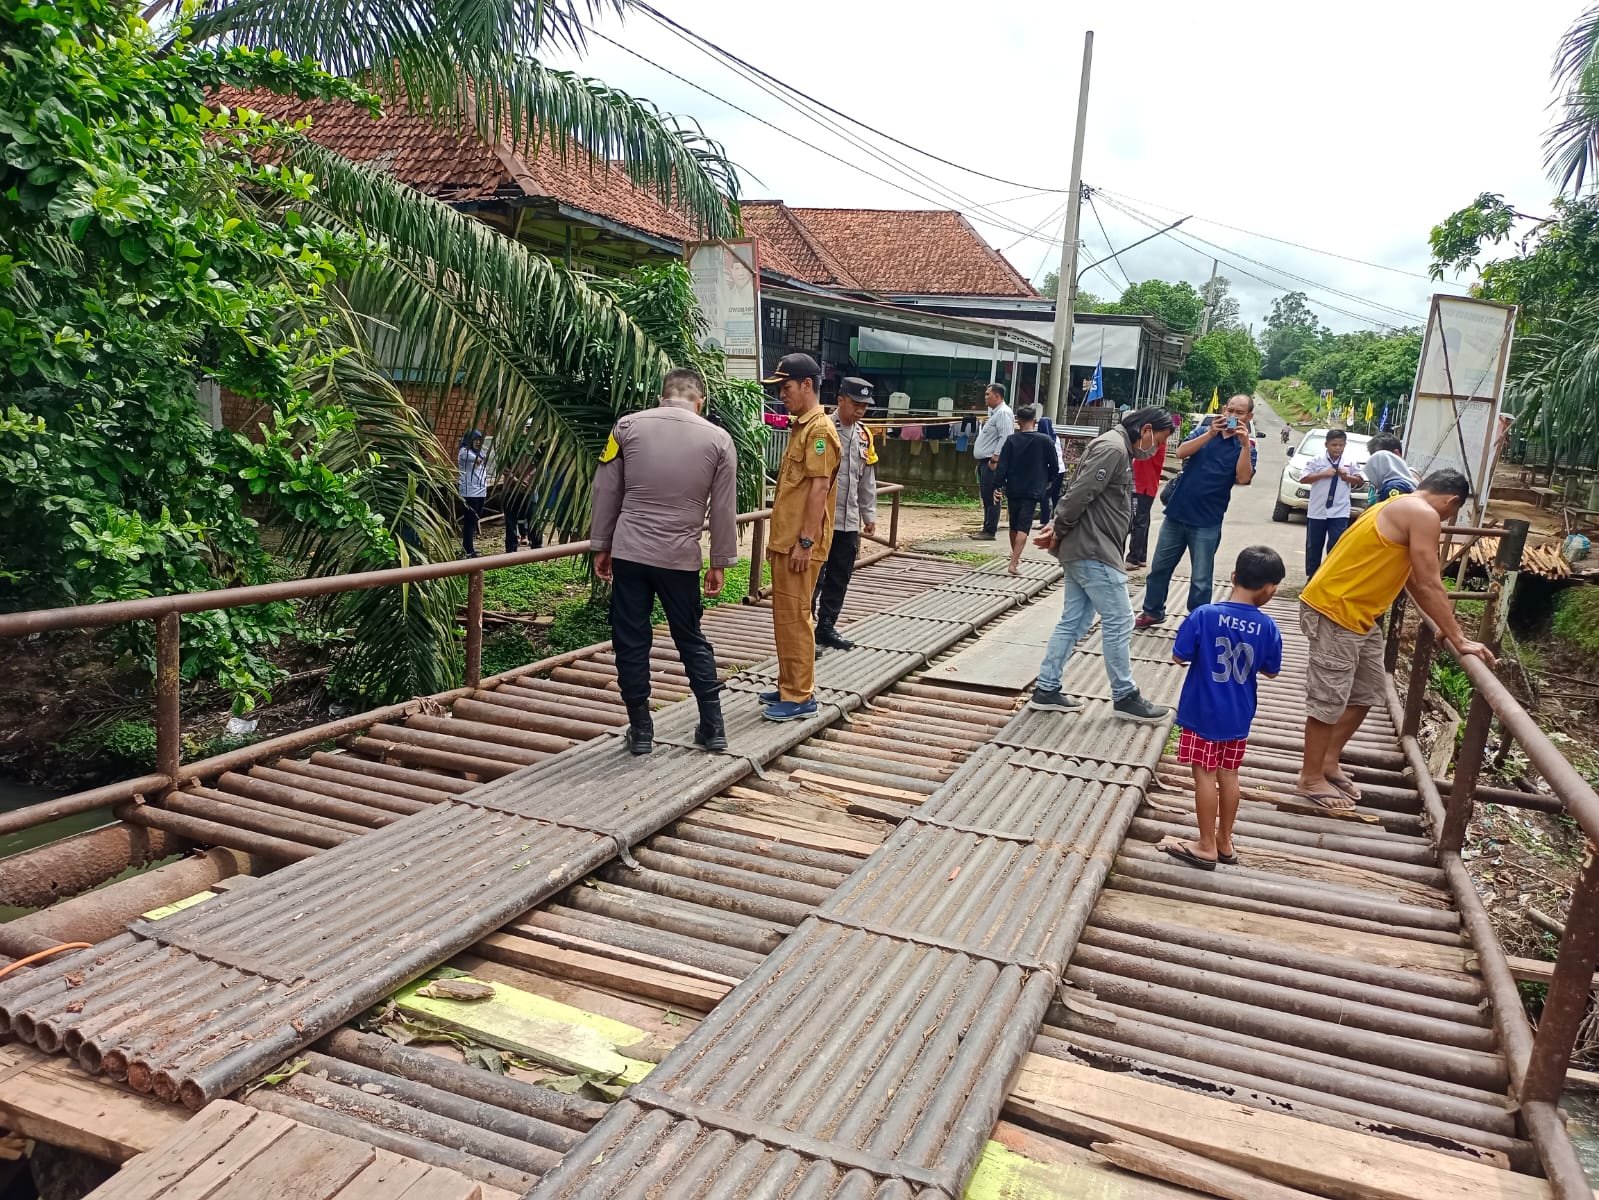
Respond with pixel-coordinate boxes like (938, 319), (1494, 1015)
(1300, 499), (1412, 633)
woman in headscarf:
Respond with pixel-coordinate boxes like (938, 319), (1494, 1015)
(1037, 416), (1066, 516)
(457, 429), (489, 557)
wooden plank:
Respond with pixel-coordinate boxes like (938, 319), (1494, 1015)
(1092, 1140), (1323, 1200)
(475, 930), (733, 1012)
(100, 1104), (257, 1199)
(155, 1107), (296, 1200)
(788, 768), (926, 803)
(1093, 889), (1474, 976)
(393, 974), (656, 1083)
(206, 1122), (372, 1200)
(1502, 954), (1599, 991)
(0, 1043), (186, 1164)
(964, 1133), (1195, 1199)
(330, 1148), (431, 1200)
(142, 891), (217, 921)
(1008, 1054), (1571, 1200)
(985, 1121), (1200, 1198)
(699, 795), (886, 853)
(394, 1169), (483, 1200)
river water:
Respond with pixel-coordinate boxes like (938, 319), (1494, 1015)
(0, 777), (113, 921)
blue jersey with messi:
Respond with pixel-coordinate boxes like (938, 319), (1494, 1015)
(1173, 601), (1283, 742)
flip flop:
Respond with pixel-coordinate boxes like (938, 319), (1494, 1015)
(1157, 840), (1217, 871)
(1292, 789), (1357, 813)
(1216, 850), (1239, 865)
(1327, 774), (1363, 803)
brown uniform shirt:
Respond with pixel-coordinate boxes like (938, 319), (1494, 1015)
(589, 405), (739, 572)
(769, 404), (842, 555)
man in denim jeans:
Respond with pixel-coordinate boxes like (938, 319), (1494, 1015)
(1029, 407), (1175, 722)
(1137, 394), (1256, 629)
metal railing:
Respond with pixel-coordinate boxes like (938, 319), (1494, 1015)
(0, 486), (904, 839)
(1381, 518), (1597, 1195)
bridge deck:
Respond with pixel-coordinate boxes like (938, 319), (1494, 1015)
(5, 564), (1590, 1199)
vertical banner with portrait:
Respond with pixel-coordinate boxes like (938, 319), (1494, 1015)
(685, 239), (762, 382)
(1401, 295), (1516, 525)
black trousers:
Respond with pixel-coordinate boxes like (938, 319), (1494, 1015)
(1126, 493), (1155, 565)
(460, 495), (485, 555)
(977, 461), (1001, 535)
(503, 496), (543, 555)
(1305, 515), (1350, 579)
(812, 531), (860, 631)
(609, 558), (720, 709)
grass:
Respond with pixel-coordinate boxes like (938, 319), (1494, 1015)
(933, 550), (996, 564)
(902, 487), (981, 508)
(1257, 378), (1321, 425)
(481, 558), (589, 614)
(1552, 587), (1599, 657)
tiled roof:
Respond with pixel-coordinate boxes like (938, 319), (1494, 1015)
(741, 204), (1036, 297)
(209, 88), (699, 240)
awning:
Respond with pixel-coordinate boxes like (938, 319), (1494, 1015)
(764, 286), (1054, 357)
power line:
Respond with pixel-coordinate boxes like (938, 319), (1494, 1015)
(1093, 184), (1464, 287)
(601, 21), (1062, 245)
(1086, 190), (1133, 290)
(1097, 192), (1424, 325)
(631, 2), (1069, 195)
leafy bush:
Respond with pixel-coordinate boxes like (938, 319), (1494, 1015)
(545, 600), (615, 655)
(482, 559), (589, 614)
(61, 718), (158, 768)
(1163, 387), (1194, 414)
(1552, 586), (1599, 657)
(1431, 658), (1473, 715)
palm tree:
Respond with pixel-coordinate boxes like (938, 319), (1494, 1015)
(160, 0), (751, 699)
(1546, 5), (1599, 194)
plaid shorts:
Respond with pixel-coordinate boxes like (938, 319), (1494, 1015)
(1177, 728), (1247, 771)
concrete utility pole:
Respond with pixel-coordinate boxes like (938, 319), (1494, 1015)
(1046, 31), (1093, 421)
(1198, 258), (1219, 337)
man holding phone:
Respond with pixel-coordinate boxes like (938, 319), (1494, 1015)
(1138, 393), (1256, 629)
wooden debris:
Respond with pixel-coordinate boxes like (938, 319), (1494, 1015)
(1469, 536), (1571, 580)
(415, 979), (496, 1002)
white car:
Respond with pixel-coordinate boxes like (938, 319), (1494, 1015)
(1273, 429), (1371, 523)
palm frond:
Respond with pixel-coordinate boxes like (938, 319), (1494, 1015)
(1546, 6), (1599, 193)
(177, 0), (739, 235)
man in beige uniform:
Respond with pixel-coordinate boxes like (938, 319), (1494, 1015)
(760, 353), (841, 720)
(590, 368), (738, 756)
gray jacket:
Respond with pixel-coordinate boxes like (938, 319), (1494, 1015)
(1053, 425), (1133, 569)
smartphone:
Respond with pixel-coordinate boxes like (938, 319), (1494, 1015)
(1226, 416), (1238, 430)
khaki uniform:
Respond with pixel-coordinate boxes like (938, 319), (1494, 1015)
(768, 405), (842, 701)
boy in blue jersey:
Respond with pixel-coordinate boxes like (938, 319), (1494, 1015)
(1159, 545), (1286, 870)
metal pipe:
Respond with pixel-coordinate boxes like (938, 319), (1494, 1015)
(1524, 846), (1599, 1104)
(465, 568), (484, 688)
(115, 803), (320, 862)
(1443, 691), (1493, 851)
(155, 613), (180, 798)
(0, 822), (188, 908)
(1402, 621), (1434, 740)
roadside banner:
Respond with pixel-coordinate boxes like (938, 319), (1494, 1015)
(1401, 295), (1517, 524)
(685, 238), (761, 381)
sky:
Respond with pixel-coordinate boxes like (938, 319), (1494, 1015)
(548, 0), (1581, 335)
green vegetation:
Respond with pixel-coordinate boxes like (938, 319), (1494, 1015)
(1552, 587), (1599, 656)
(1257, 379), (1320, 424)
(60, 718), (158, 769)
(1431, 659), (1473, 716)
(903, 488), (981, 508)
(1163, 387), (1195, 415)
(482, 560), (590, 614)
(1182, 328), (1262, 403)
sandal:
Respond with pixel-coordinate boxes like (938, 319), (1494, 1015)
(1292, 789), (1357, 813)
(1157, 839), (1217, 871)
(1327, 774), (1363, 803)
(1216, 850), (1239, 865)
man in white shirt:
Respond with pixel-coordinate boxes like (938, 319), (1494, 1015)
(1301, 428), (1362, 578)
(972, 383), (1015, 540)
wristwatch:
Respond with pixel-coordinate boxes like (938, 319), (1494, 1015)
(797, 537), (815, 549)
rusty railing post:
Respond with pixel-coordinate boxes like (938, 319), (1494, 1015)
(888, 489), (901, 550)
(1383, 594), (1407, 674)
(155, 612), (181, 797)
(1402, 621), (1434, 740)
(747, 517), (766, 604)
(1442, 691), (1493, 851)
(464, 569), (484, 689)
(1522, 843), (1599, 1105)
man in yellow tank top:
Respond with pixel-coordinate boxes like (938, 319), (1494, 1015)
(1296, 469), (1496, 811)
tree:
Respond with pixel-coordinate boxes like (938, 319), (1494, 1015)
(1198, 274), (1241, 331)
(1, 0), (749, 705)
(1544, 5), (1599, 193)
(1040, 271), (1058, 299)
(1259, 290), (1328, 379)
(1105, 279), (1205, 335)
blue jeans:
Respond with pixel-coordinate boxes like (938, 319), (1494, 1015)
(1305, 515), (1349, 578)
(1037, 559), (1136, 701)
(1140, 517), (1223, 619)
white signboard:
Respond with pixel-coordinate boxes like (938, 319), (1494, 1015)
(1401, 295), (1516, 524)
(686, 239), (761, 381)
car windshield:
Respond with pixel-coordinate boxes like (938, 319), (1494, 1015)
(1296, 432), (1369, 461)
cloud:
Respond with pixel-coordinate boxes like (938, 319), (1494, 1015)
(558, 0), (1575, 333)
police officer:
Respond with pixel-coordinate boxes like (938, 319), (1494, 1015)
(813, 377), (878, 651)
(760, 353), (841, 720)
(590, 368), (738, 755)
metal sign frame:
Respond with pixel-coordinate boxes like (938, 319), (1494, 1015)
(684, 237), (762, 382)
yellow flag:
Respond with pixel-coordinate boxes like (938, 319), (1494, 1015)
(1206, 388), (1218, 414)
(1365, 399), (1374, 422)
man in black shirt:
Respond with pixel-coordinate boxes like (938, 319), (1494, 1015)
(992, 404), (1062, 575)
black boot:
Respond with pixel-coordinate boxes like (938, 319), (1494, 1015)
(625, 703), (653, 756)
(816, 624), (854, 651)
(694, 695), (727, 753)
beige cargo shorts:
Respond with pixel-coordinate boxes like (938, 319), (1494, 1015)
(1299, 601), (1386, 724)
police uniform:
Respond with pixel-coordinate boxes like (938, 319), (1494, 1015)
(813, 377), (878, 646)
(590, 402), (738, 751)
(763, 355), (842, 708)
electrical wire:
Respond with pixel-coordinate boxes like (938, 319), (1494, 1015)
(1086, 190), (1133, 290)
(632, 2), (1069, 194)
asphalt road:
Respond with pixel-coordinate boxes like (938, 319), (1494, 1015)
(1146, 395), (1312, 592)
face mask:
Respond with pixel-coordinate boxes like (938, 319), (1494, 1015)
(1130, 431), (1159, 459)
